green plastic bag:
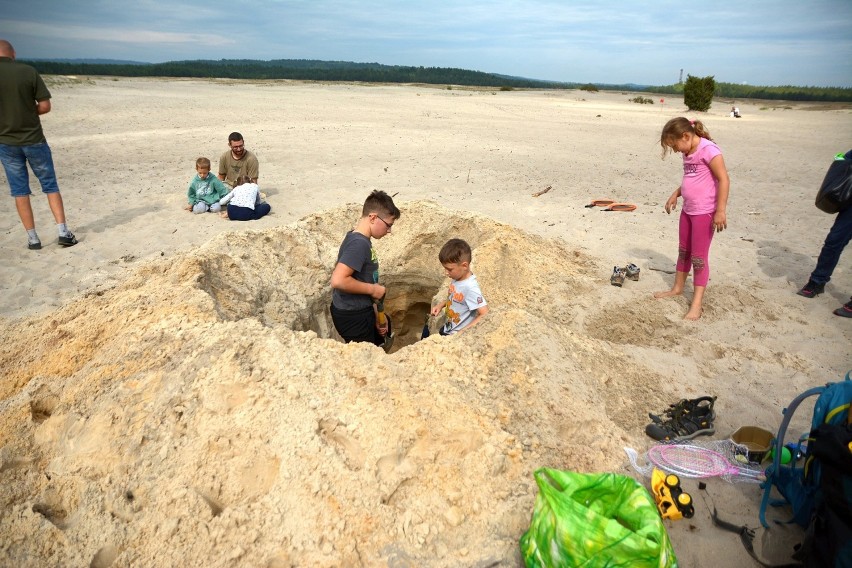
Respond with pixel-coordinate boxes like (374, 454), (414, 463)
(520, 468), (678, 568)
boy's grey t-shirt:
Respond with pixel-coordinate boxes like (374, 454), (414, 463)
(332, 231), (378, 310)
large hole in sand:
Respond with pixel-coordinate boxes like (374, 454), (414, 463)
(192, 204), (488, 352)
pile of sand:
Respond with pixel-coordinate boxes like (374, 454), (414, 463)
(1, 201), (699, 566)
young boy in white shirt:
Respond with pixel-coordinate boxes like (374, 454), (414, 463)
(430, 238), (489, 335)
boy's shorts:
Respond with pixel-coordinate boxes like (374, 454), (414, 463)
(330, 303), (392, 346)
(0, 142), (60, 197)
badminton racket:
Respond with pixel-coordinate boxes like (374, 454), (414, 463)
(647, 444), (765, 481)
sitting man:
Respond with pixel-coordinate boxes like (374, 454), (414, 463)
(218, 132), (259, 188)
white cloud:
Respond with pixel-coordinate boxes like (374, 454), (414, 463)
(1, 19), (235, 47)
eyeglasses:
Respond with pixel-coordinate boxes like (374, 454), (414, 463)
(376, 216), (393, 230)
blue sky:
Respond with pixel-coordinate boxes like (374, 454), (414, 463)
(2, 1), (851, 87)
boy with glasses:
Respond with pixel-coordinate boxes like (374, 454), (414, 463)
(330, 190), (400, 345)
(217, 132), (259, 188)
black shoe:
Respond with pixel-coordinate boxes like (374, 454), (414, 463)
(58, 232), (78, 247)
(797, 280), (824, 298)
(834, 298), (852, 319)
(646, 396), (716, 441)
(648, 395), (715, 424)
(28, 240), (42, 250)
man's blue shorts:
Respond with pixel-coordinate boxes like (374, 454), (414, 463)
(0, 142), (60, 197)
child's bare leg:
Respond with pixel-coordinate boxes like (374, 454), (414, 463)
(654, 271), (688, 299)
(685, 285), (705, 320)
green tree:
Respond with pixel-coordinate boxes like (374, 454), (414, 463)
(683, 74), (716, 112)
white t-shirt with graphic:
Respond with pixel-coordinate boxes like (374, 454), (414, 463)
(441, 274), (487, 334)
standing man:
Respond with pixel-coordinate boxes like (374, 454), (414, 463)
(218, 132), (259, 188)
(0, 39), (77, 250)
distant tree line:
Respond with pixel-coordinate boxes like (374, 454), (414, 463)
(645, 81), (852, 102)
(23, 59), (580, 90)
(22, 59), (852, 102)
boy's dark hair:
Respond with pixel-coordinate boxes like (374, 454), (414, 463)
(196, 157), (211, 168)
(228, 132), (244, 143)
(439, 238), (472, 264)
(361, 190), (401, 220)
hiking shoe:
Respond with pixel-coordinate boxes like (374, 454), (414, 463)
(28, 240), (42, 250)
(834, 298), (852, 318)
(58, 232), (78, 247)
(796, 280), (824, 298)
(611, 266), (626, 287)
(626, 263), (641, 281)
(646, 396), (716, 441)
(648, 396), (716, 424)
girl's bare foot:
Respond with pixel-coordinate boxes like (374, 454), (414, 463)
(684, 286), (706, 320)
(220, 211), (229, 219)
(653, 289), (682, 299)
(684, 307), (703, 321)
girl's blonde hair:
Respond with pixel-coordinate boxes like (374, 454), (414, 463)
(660, 117), (713, 158)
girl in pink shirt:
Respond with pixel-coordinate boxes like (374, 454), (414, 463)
(654, 118), (731, 320)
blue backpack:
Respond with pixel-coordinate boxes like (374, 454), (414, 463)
(759, 371), (852, 529)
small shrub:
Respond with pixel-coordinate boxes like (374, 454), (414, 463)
(629, 96), (654, 104)
(580, 83), (599, 92)
(446, 85), (452, 90)
(500, 86), (514, 91)
(683, 74), (716, 112)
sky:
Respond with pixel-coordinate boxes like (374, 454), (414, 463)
(2, 0), (851, 88)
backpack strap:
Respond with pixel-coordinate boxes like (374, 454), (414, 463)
(760, 386), (825, 528)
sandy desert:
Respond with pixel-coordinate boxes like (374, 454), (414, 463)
(0, 77), (850, 567)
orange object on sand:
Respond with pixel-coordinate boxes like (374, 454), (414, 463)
(584, 199), (616, 208)
(604, 203), (637, 212)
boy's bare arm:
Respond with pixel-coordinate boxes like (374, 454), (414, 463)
(330, 263), (385, 299)
(456, 305), (489, 333)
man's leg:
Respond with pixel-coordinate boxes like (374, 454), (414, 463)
(14, 195), (36, 230)
(810, 206), (852, 285)
(46, 192), (66, 224)
(24, 142), (75, 245)
(1, 143), (41, 247)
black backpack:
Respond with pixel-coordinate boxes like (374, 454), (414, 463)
(794, 422), (852, 568)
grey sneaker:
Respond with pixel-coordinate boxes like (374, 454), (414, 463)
(834, 298), (852, 318)
(28, 240), (42, 250)
(626, 263), (641, 281)
(796, 280), (824, 298)
(58, 232), (78, 247)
